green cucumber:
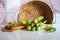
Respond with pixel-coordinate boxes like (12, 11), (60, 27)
(37, 16), (44, 21)
(36, 27), (42, 31)
(34, 19), (38, 23)
(27, 26), (31, 31)
(32, 27), (36, 31)
(31, 23), (35, 27)
(50, 28), (56, 32)
(36, 23), (40, 27)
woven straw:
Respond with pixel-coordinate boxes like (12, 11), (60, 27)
(18, 1), (53, 24)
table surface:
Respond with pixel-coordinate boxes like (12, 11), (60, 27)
(0, 24), (60, 40)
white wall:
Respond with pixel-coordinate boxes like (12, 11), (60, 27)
(6, 0), (22, 22)
(6, 0), (60, 24)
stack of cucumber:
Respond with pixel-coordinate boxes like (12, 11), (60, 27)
(27, 22), (42, 31)
(27, 16), (46, 31)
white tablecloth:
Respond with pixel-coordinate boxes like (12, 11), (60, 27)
(1, 11), (59, 40)
(0, 24), (60, 40)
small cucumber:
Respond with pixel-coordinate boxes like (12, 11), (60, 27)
(34, 19), (38, 23)
(27, 26), (31, 31)
(36, 27), (42, 31)
(50, 28), (56, 32)
(32, 27), (36, 31)
(36, 23), (40, 27)
(31, 23), (35, 27)
(37, 16), (44, 21)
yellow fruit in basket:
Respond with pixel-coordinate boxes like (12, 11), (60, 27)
(40, 22), (44, 27)
(21, 19), (27, 24)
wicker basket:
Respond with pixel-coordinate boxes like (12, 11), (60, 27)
(17, 1), (53, 24)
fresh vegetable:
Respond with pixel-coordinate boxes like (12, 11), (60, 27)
(46, 24), (52, 27)
(31, 23), (35, 27)
(50, 28), (56, 32)
(36, 23), (40, 27)
(32, 27), (36, 31)
(34, 19), (38, 23)
(44, 20), (47, 24)
(45, 28), (56, 32)
(27, 26), (31, 31)
(26, 16), (47, 31)
(37, 16), (44, 21)
(36, 27), (42, 31)
(44, 27), (52, 30)
(47, 30), (50, 32)
(25, 16), (56, 32)
(44, 24), (56, 32)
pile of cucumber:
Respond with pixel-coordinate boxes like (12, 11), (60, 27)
(27, 22), (42, 31)
(26, 16), (56, 32)
(9, 16), (56, 32)
(27, 16), (46, 31)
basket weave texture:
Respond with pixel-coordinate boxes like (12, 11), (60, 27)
(18, 1), (53, 24)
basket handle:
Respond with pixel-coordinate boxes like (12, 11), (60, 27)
(52, 13), (56, 24)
